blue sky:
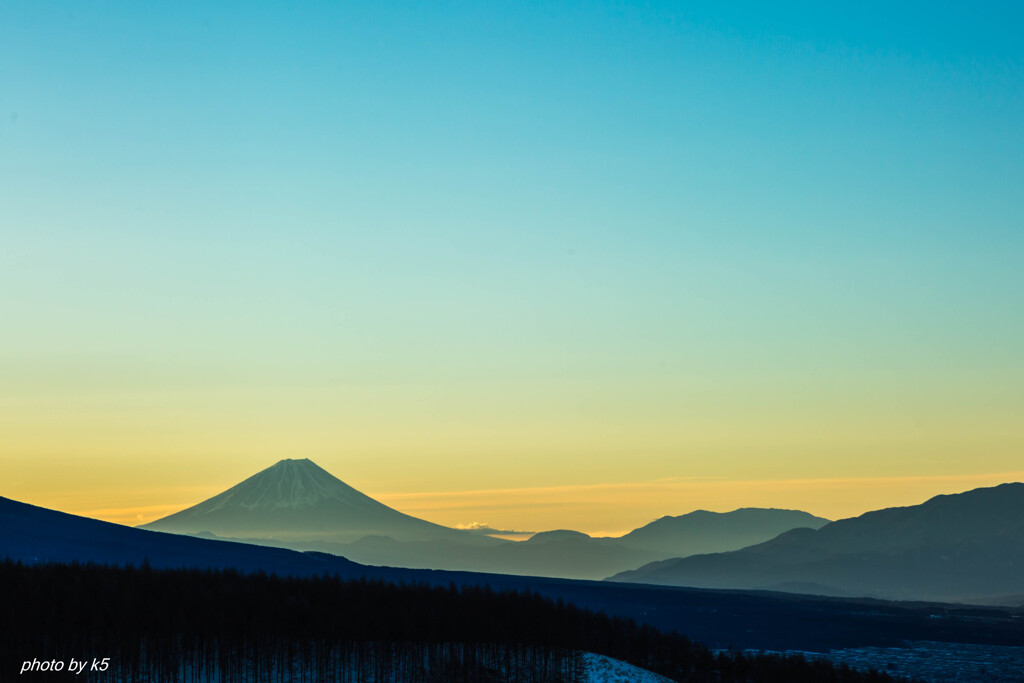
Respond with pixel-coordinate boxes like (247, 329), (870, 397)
(2, 1), (1023, 529)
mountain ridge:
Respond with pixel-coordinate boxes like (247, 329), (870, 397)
(618, 507), (829, 555)
(609, 482), (1024, 603)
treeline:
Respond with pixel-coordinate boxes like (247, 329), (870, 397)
(0, 560), (913, 682)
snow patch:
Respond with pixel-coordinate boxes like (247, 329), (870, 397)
(582, 652), (675, 683)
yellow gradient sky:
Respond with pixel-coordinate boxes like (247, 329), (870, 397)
(2, 3), (1023, 534)
(3, 374), (1022, 534)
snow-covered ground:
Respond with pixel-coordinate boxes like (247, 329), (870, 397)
(581, 652), (675, 683)
(727, 641), (1024, 683)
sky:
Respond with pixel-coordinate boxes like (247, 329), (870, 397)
(2, 1), (1023, 536)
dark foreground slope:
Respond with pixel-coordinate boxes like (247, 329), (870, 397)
(0, 494), (364, 577)
(609, 483), (1024, 604)
(1, 561), (909, 683)
(4, 494), (1024, 654)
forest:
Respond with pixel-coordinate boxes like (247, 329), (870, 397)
(0, 560), (914, 682)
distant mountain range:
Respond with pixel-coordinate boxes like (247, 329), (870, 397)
(84, 459), (1024, 602)
(609, 482), (1024, 604)
(619, 507), (829, 556)
(141, 459), (828, 579)
(8, 494), (1024, 652)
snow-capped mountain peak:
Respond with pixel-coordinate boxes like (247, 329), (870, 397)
(204, 458), (388, 512)
(140, 459), (463, 543)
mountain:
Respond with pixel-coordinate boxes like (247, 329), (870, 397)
(140, 460), (827, 580)
(141, 458), (499, 545)
(246, 508), (829, 580)
(618, 508), (829, 556)
(609, 483), (1024, 603)
(525, 529), (593, 545)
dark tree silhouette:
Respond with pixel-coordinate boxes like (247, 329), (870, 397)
(0, 560), (915, 682)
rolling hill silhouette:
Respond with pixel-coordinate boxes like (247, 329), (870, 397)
(138, 459), (828, 579)
(0, 495), (363, 577)
(308, 510), (830, 579)
(609, 483), (1024, 603)
(618, 507), (828, 555)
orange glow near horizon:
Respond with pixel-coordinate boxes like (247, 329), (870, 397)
(21, 469), (1024, 537)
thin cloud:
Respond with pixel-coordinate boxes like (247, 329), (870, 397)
(455, 522), (534, 537)
(375, 470), (1024, 525)
(379, 470), (1024, 504)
